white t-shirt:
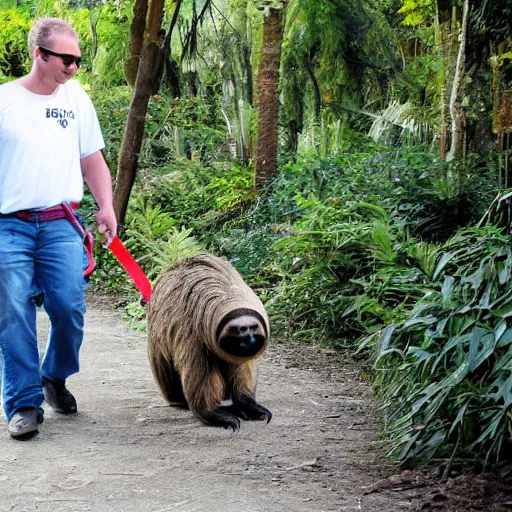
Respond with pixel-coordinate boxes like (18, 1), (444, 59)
(0, 79), (105, 213)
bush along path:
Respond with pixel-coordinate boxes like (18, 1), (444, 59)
(1, 300), (511, 512)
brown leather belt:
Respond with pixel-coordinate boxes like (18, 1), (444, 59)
(0, 202), (80, 221)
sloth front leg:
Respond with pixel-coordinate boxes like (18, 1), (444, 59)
(228, 364), (272, 423)
(182, 365), (241, 432)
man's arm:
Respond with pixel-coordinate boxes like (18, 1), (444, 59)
(81, 150), (118, 239)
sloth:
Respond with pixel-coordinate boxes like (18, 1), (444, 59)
(146, 253), (272, 431)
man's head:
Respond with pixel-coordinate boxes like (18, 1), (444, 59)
(28, 18), (81, 84)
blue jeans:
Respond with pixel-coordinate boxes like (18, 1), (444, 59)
(0, 217), (86, 421)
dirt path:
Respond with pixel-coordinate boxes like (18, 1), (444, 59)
(0, 302), (419, 512)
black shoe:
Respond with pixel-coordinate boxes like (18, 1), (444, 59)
(8, 407), (44, 438)
(42, 377), (77, 414)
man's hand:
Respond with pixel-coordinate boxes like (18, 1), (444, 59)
(96, 207), (117, 244)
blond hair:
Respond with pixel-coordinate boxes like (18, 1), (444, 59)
(27, 18), (79, 57)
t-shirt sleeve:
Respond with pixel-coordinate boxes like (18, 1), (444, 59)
(72, 81), (105, 159)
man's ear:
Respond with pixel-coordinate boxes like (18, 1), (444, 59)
(35, 48), (48, 62)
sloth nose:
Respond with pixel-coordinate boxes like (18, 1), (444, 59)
(220, 332), (264, 358)
(240, 334), (257, 348)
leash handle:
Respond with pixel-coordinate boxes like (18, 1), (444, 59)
(102, 231), (114, 249)
(107, 236), (153, 304)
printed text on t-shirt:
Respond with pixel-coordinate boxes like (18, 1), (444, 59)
(46, 108), (75, 129)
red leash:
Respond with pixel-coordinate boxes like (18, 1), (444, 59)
(61, 203), (96, 279)
(106, 236), (153, 305)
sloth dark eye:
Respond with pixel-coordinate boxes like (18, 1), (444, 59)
(229, 324), (260, 334)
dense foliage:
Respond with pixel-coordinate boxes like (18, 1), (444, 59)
(89, 95), (509, 467)
(1, 0), (511, 470)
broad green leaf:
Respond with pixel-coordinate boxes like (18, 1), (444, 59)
(449, 400), (470, 435)
(379, 324), (397, 353)
(396, 431), (421, 461)
(490, 374), (512, 407)
(497, 328), (512, 348)
(433, 252), (459, 280)
(492, 303), (512, 318)
(489, 288), (512, 309)
(494, 320), (507, 344)
(462, 266), (485, 293)
(441, 276), (455, 307)
(413, 362), (470, 414)
(478, 282), (494, 309)
(402, 315), (437, 329)
(498, 260), (511, 285)
(417, 429), (447, 459)
(471, 409), (506, 448)
(375, 347), (406, 364)
(471, 333), (496, 371)
(490, 345), (512, 373)
(407, 347), (435, 364)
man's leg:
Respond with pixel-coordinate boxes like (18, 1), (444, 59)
(0, 218), (44, 421)
(38, 219), (86, 384)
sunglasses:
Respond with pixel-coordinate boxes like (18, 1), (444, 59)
(39, 47), (82, 68)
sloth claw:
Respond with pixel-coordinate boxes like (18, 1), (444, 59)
(222, 413), (241, 432)
(224, 418), (241, 432)
(200, 407), (241, 431)
(254, 408), (272, 423)
(232, 396), (272, 424)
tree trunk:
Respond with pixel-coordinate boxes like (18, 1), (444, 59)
(124, 0), (148, 86)
(435, 3), (450, 160)
(254, 7), (286, 189)
(162, 0), (183, 96)
(234, 0), (253, 105)
(89, 11), (99, 66)
(447, 0), (469, 161)
(114, 0), (165, 225)
(305, 54), (321, 120)
(241, 42), (253, 105)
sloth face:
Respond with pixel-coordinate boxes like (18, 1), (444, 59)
(218, 315), (266, 358)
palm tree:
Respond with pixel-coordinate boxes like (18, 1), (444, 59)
(254, 2), (287, 188)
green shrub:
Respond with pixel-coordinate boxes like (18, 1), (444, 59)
(207, 140), (491, 344)
(0, 8), (31, 77)
(361, 224), (512, 465)
(91, 3), (130, 87)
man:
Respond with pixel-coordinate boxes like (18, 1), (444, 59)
(0, 18), (117, 438)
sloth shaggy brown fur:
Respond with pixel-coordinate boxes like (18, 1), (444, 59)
(147, 253), (271, 431)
